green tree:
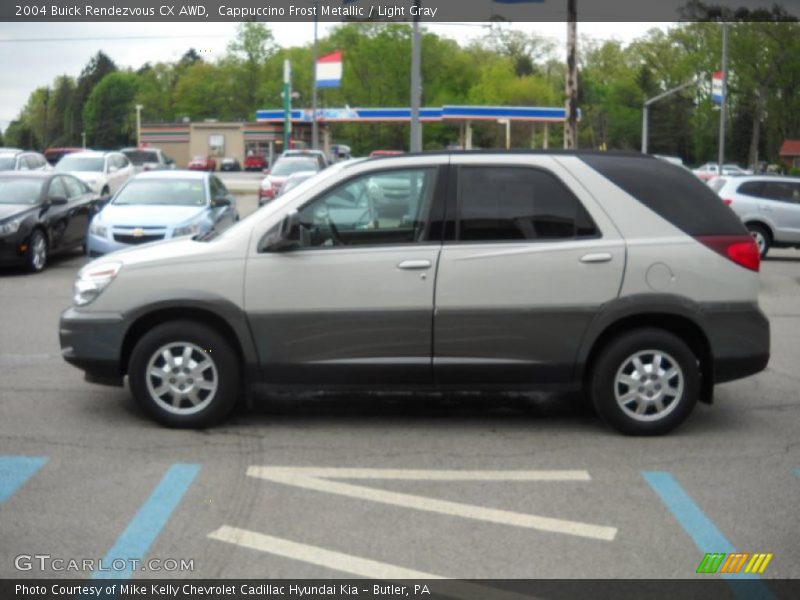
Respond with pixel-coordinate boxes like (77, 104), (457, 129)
(68, 51), (117, 145)
(83, 71), (139, 148)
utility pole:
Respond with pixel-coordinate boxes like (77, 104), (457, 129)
(409, 0), (422, 152)
(564, 0), (578, 149)
(717, 22), (729, 173)
(135, 104), (143, 147)
(311, 0), (319, 150)
(283, 59), (292, 151)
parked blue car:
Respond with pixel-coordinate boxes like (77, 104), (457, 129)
(86, 170), (238, 257)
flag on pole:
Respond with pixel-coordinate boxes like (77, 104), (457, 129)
(316, 51), (343, 89)
(711, 70), (724, 105)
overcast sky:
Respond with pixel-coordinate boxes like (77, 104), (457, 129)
(0, 21), (666, 133)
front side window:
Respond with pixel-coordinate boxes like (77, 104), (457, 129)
(47, 177), (67, 200)
(457, 166), (598, 242)
(62, 176), (85, 199)
(297, 168), (436, 248)
(738, 181), (766, 198)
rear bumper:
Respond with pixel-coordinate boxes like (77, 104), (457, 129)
(704, 303), (770, 383)
(59, 307), (127, 385)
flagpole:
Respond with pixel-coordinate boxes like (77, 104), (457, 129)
(311, 0), (319, 150)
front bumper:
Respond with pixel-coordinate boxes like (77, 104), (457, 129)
(705, 303), (770, 383)
(60, 307), (128, 385)
(0, 231), (26, 265)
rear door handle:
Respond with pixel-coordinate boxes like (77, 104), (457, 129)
(580, 252), (612, 264)
(397, 259), (431, 270)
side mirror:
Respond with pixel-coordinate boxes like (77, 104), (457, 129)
(211, 195), (231, 207)
(49, 195), (68, 206)
(261, 210), (302, 252)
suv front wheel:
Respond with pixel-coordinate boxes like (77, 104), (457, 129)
(590, 328), (699, 436)
(128, 321), (240, 428)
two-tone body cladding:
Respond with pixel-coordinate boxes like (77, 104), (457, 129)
(59, 151), (770, 434)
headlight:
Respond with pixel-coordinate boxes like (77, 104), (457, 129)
(73, 262), (122, 306)
(89, 219), (107, 237)
(172, 222), (201, 237)
(0, 217), (23, 236)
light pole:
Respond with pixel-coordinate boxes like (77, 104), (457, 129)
(283, 59), (292, 150)
(409, 0), (422, 152)
(641, 79), (696, 154)
(135, 104), (143, 147)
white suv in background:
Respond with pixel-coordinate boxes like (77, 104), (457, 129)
(55, 150), (134, 196)
(710, 175), (800, 257)
(60, 152), (770, 435)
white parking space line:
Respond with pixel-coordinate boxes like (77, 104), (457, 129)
(209, 526), (541, 600)
(247, 467), (616, 541)
(248, 467), (592, 481)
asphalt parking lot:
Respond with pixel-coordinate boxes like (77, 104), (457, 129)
(0, 197), (798, 586)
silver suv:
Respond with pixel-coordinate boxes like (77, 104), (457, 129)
(710, 175), (800, 257)
(59, 152), (770, 435)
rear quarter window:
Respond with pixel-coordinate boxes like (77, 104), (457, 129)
(580, 154), (746, 236)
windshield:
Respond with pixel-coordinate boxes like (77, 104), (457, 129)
(272, 158), (319, 176)
(113, 179), (207, 206)
(0, 177), (43, 204)
(123, 150), (159, 165)
(0, 156), (16, 170)
(56, 156), (104, 172)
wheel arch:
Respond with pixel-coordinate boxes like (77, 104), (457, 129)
(119, 300), (258, 381)
(577, 296), (714, 404)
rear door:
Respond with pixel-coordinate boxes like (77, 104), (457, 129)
(61, 175), (93, 246)
(433, 155), (625, 385)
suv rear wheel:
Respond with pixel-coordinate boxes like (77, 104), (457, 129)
(746, 223), (771, 258)
(128, 321), (240, 428)
(590, 328), (699, 435)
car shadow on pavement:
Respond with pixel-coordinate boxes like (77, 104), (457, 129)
(236, 390), (598, 428)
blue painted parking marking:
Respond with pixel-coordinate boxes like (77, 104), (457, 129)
(0, 455), (47, 504)
(643, 471), (776, 600)
(92, 463), (200, 580)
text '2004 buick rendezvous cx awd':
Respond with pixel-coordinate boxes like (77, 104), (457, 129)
(59, 151), (770, 435)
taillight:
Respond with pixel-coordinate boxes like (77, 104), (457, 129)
(695, 235), (760, 272)
(722, 198), (733, 205)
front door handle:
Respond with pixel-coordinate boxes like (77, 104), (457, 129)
(580, 252), (612, 264)
(397, 259), (431, 270)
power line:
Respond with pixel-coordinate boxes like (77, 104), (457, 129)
(0, 34), (233, 43)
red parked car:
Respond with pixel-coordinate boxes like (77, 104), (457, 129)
(188, 155), (216, 171)
(244, 154), (267, 171)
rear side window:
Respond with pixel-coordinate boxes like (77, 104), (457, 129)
(457, 166), (598, 242)
(762, 181), (800, 204)
(737, 181), (766, 198)
(581, 154), (745, 236)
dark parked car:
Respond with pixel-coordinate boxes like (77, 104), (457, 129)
(0, 171), (101, 272)
(220, 157), (242, 172)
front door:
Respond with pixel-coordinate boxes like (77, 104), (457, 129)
(244, 164), (446, 385)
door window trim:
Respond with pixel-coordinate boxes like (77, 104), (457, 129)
(258, 164), (448, 253)
(445, 163), (602, 245)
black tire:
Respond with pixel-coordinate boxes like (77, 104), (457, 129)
(590, 328), (700, 436)
(747, 223), (771, 258)
(101, 186), (110, 196)
(128, 320), (240, 428)
(25, 229), (48, 273)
